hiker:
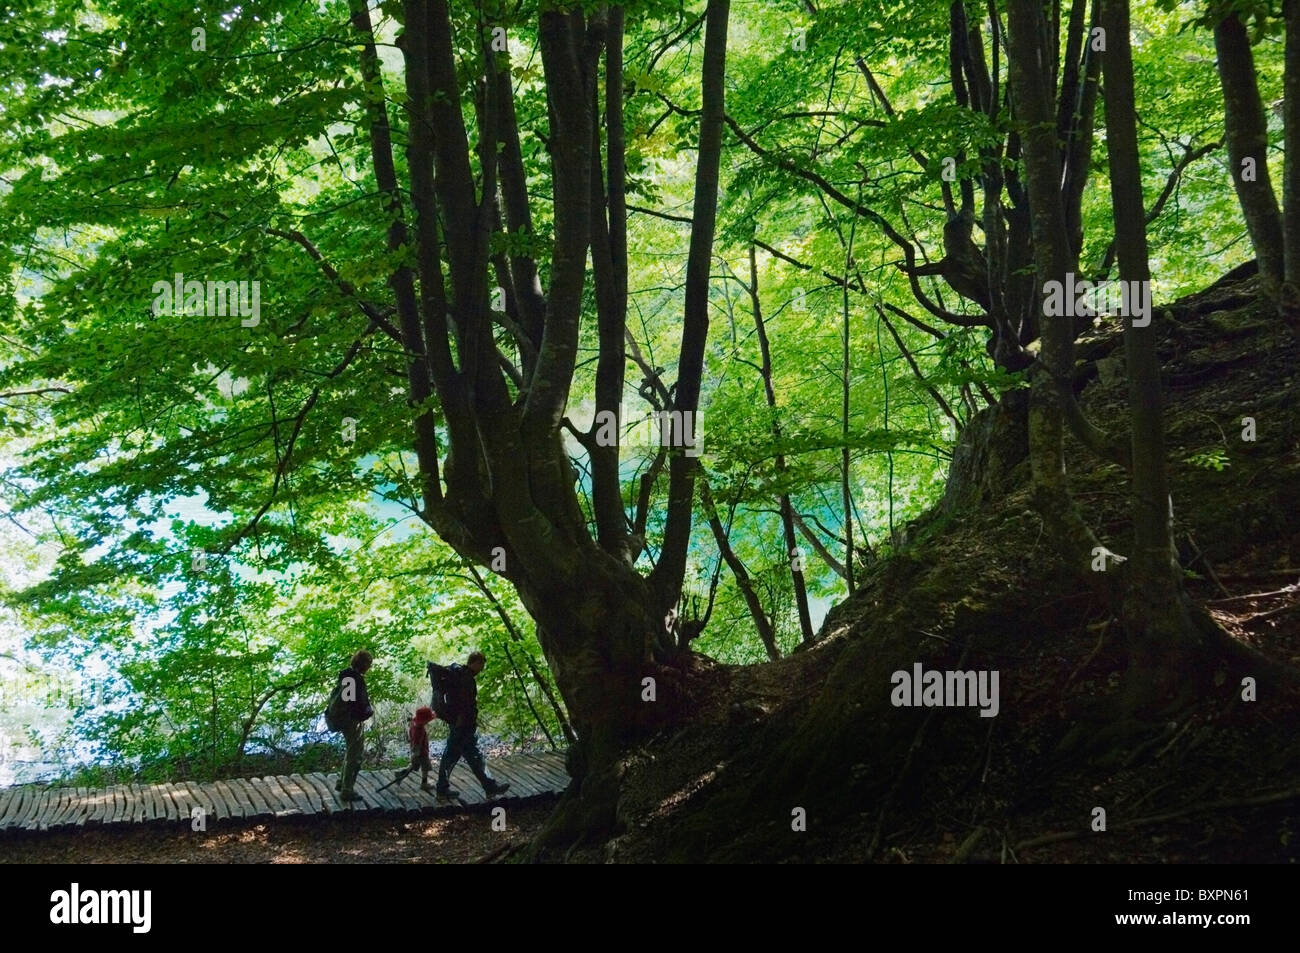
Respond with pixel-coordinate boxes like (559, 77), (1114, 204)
(385, 706), (436, 792)
(326, 650), (374, 801)
(427, 651), (509, 799)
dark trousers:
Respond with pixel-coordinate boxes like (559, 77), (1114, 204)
(437, 721), (494, 793)
(339, 721), (364, 796)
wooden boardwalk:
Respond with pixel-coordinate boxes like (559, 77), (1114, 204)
(0, 750), (568, 834)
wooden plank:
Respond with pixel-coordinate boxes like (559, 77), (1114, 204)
(209, 780), (236, 821)
(283, 775), (318, 815)
(184, 781), (219, 823)
(172, 782), (199, 823)
(105, 784), (122, 824)
(58, 786), (86, 828)
(41, 787), (67, 829)
(247, 777), (278, 814)
(503, 761), (543, 797)
(540, 752), (570, 781)
(15, 787), (40, 830)
(215, 779), (244, 820)
(517, 759), (553, 795)
(118, 783), (135, 824)
(14, 787), (39, 829)
(0, 787), (19, 827)
(449, 765), (486, 806)
(236, 777), (271, 817)
(53, 786), (78, 828)
(295, 773), (327, 811)
(264, 776), (302, 816)
(517, 761), (552, 796)
(536, 757), (571, 790)
(91, 786), (114, 824)
(253, 776), (289, 815)
(282, 775), (316, 815)
(141, 783), (161, 822)
(35, 787), (61, 830)
(488, 762), (526, 797)
(193, 781), (225, 822)
(167, 783), (193, 822)
(83, 785), (104, 825)
(98, 786), (118, 824)
(405, 773), (438, 810)
(352, 771), (390, 810)
(22, 787), (51, 830)
(530, 752), (562, 780)
(77, 786), (99, 827)
(110, 784), (128, 824)
(1, 787), (29, 828)
(211, 774), (244, 816)
(210, 780), (235, 822)
(302, 772), (342, 814)
(374, 771), (412, 812)
(124, 785), (142, 821)
(152, 782), (175, 822)
(158, 782), (182, 822)
(69, 786), (90, 826)
(6, 788), (34, 830)
(260, 776), (298, 816)
(380, 770), (418, 812)
(347, 770), (379, 808)
(230, 778), (263, 817)
(314, 771), (353, 812)
(284, 774), (317, 813)
(41, 787), (67, 830)
(0, 787), (26, 829)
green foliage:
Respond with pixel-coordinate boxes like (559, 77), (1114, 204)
(0, 0), (1279, 782)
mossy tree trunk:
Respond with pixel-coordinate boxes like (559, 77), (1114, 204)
(1101, 0), (1212, 711)
(1213, 9), (1285, 289)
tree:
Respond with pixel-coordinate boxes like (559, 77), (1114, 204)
(362, 0), (734, 825)
(1101, 0), (1209, 709)
(1212, 3), (1285, 288)
(1284, 0), (1300, 305)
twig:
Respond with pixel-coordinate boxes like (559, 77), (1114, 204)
(1206, 584), (1298, 605)
(1243, 601), (1300, 626)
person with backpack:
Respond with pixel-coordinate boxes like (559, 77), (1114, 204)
(426, 651), (509, 799)
(324, 650), (374, 802)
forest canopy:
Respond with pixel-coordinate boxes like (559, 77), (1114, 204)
(0, 0), (1295, 805)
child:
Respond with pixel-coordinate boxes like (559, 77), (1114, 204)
(406, 706), (436, 791)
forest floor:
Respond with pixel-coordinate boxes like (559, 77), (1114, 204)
(555, 272), (1300, 863)
(0, 802), (551, 863)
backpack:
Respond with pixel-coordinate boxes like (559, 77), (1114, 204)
(426, 662), (452, 721)
(323, 678), (351, 732)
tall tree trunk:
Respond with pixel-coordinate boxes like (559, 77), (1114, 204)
(1101, 0), (1209, 710)
(748, 246), (815, 644)
(650, 0), (730, 618)
(1006, 0), (1100, 569)
(1214, 11), (1285, 289)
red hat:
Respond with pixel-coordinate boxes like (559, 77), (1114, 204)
(413, 706), (435, 724)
